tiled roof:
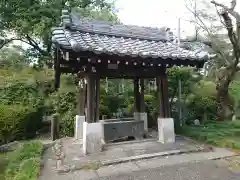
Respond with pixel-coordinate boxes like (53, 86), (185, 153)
(51, 10), (209, 62)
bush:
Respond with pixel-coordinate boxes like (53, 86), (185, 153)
(5, 141), (43, 180)
(49, 87), (77, 137)
(181, 121), (240, 149)
(60, 109), (76, 137)
(185, 80), (218, 123)
(0, 105), (43, 144)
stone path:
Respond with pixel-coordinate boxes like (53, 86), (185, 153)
(92, 160), (240, 180)
(39, 139), (236, 180)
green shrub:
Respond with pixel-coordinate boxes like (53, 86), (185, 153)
(60, 109), (76, 137)
(5, 141), (43, 180)
(185, 80), (218, 122)
(0, 82), (45, 106)
(50, 91), (77, 114)
(49, 88), (77, 137)
(0, 105), (43, 144)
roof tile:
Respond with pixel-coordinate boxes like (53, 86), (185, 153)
(51, 10), (209, 62)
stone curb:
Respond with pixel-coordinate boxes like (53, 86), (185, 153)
(105, 138), (157, 147)
(100, 146), (206, 166)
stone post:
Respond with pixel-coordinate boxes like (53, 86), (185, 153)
(140, 112), (148, 132)
(75, 115), (85, 140)
(158, 118), (175, 144)
(134, 112), (140, 121)
(82, 122), (104, 155)
(51, 113), (60, 141)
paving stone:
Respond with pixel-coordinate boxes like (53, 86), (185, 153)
(93, 160), (239, 180)
(72, 170), (98, 180)
(97, 162), (139, 177)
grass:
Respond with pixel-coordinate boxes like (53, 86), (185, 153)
(0, 152), (8, 180)
(181, 121), (240, 150)
(0, 141), (43, 180)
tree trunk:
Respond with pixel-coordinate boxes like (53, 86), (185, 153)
(216, 79), (234, 121)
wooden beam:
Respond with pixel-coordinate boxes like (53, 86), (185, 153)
(67, 50), (203, 67)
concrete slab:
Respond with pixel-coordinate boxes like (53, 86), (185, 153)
(62, 136), (202, 168)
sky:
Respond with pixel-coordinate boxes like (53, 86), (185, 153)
(115, 0), (193, 37)
(115, 0), (240, 38)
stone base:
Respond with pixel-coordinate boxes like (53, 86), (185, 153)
(158, 118), (175, 144)
(82, 122), (104, 155)
(75, 115), (85, 140)
(133, 112), (140, 121)
(140, 112), (148, 132)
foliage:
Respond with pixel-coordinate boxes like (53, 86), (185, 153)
(185, 80), (218, 122)
(186, 0), (240, 121)
(0, 68), (54, 143)
(0, 82), (44, 106)
(168, 67), (201, 121)
(230, 81), (240, 108)
(181, 121), (240, 149)
(0, 46), (29, 70)
(4, 141), (43, 180)
(168, 66), (200, 100)
(0, 0), (119, 66)
(0, 152), (7, 180)
(49, 74), (77, 136)
(0, 104), (43, 144)
(60, 110), (76, 137)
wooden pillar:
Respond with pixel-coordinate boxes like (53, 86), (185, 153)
(86, 74), (95, 123)
(157, 67), (170, 118)
(78, 78), (86, 116)
(133, 78), (141, 112)
(140, 79), (145, 112)
(161, 72), (170, 117)
(54, 48), (61, 90)
(95, 75), (100, 122)
(156, 77), (164, 118)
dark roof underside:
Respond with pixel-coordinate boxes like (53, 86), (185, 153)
(51, 10), (209, 62)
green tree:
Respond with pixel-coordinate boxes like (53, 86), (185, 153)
(0, 46), (30, 70)
(186, 0), (240, 120)
(0, 0), (119, 66)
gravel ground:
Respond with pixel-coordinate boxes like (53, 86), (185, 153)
(93, 160), (239, 180)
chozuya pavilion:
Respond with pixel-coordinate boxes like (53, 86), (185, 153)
(51, 10), (208, 155)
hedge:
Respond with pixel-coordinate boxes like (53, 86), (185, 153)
(0, 104), (43, 144)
